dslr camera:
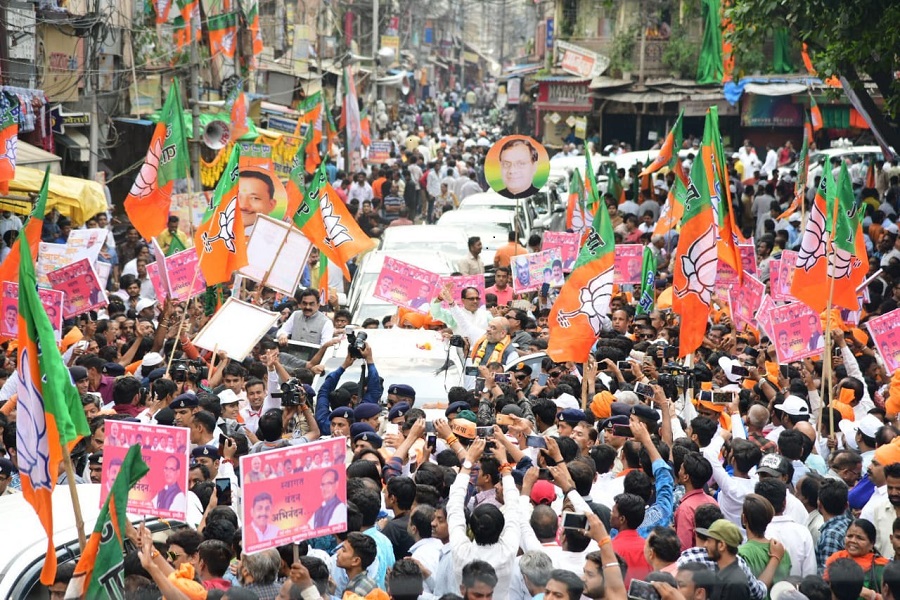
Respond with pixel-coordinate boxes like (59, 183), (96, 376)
(347, 329), (368, 359)
(273, 377), (306, 407)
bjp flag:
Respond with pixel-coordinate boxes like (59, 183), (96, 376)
(0, 91), (18, 195)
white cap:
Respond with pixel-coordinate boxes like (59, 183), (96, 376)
(218, 389), (240, 405)
(774, 395), (810, 416)
(788, 212), (801, 223)
(141, 351), (164, 368)
(554, 393), (580, 411)
(838, 414), (882, 450)
(135, 298), (156, 313)
(717, 356), (745, 383)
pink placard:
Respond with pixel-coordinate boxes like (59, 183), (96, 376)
(511, 248), (564, 293)
(769, 301), (825, 363)
(1, 281), (65, 340)
(614, 245), (644, 285)
(717, 243), (758, 284)
(866, 308), (900, 374)
(438, 274), (486, 307)
(241, 438), (347, 553)
(46, 257), (107, 319)
(730, 273), (766, 331)
(542, 231), (580, 272)
(147, 249), (208, 303)
(756, 294), (776, 338)
(100, 421), (190, 521)
(770, 251), (799, 302)
(373, 257), (441, 314)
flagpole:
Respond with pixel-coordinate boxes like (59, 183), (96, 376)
(61, 445), (87, 551)
(581, 362), (589, 412)
(164, 249), (208, 376)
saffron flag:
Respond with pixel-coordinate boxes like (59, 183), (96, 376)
(194, 146), (248, 285)
(124, 80), (189, 241)
(0, 91), (19, 195)
(226, 81), (250, 141)
(706, 106), (744, 274)
(791, 164), (832, 312)
(865, 162), (876, 189)
(636, 245), (657, 315)
(810, 95), (824, 132)
(547, 150), (616, 363)
(291, 162), (376, 280)
(565, 168), (592, 234)
(0, 165), (50, 287)
(64, 445), (149, 599)
(17, 169), (91, 585)
(673, 110), (720, 357)
(295, 92), (323, 170)
(175, 0), (200, 43)
(778, 127), (810, 220)
(654, 159), (688, 236)
(154, 0), (173, 24)
(642, 110), (683, 177)
(245, 0), (263, 58)
(208, 13), (238, 59)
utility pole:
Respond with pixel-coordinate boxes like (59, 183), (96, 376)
(498, 0), (506, 71)
(372, 0), (379, 106)
(87, 0), (100, 180)
(189, 11), (201, 190)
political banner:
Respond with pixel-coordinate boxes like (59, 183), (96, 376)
(769, 301), (826, 363)
(46, 258), (107, 318)
(95, 261), (111, 291)
(756, 294), (776, 338)
(368, 141), (393, 164)
(147, 249), (208, 302)
(241, 437), (347, 554)
(100, 421), (190, 521)
(770, 251), (799, 303)
(1, 281), (65, 340)
(730, 273), (765, 331)
(866, 308), (900, 374)
(373, 257), (442, 314)
(66, 229), (109, 265)
(717, 243), (758, 284)
(438, 274), (486, 307)
(542, 231), (580, 272)
(614, 245), (644, 285)
(511, 248), (564, 293)
(36, 242), (98, 287)
(170, 191), (214, 234)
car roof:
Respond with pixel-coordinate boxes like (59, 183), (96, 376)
(358, 250), (456, 275)
(437, 208), (515, 226)
(458, 192), (519, 207)
(381, 225), (468, 245)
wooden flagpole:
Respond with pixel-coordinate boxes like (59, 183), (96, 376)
(61, 445), (87, 551)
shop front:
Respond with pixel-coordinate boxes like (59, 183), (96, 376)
(534, 76), (594, 148)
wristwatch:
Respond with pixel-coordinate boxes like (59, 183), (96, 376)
(462, 460), (473, 470)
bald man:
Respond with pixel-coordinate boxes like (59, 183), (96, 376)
(746, 404), (778, 454)
(470, 317), (519, 368)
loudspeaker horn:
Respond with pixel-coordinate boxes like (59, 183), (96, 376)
(203, 120), (231, 150)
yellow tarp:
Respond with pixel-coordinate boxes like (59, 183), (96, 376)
(2, 167), (107, 225)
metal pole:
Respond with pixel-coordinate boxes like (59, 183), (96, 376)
(190, 33), (202, 191)
(87, 0), (100, 180)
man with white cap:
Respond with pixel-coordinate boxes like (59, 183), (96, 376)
(217, 389), (243, 435)
(135, 297), (157, 323)
(768, 395), (811, 443)
(838, 413), (882, 471)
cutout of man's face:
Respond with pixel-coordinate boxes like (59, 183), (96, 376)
(499, 142), (538, 196)
(238, 173), (276, 226)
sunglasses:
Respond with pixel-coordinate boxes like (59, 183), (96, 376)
(549, 371), (562, 378)
(167, 551), (182, 562)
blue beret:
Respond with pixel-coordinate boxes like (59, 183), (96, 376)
(354, 403), (382, 420)
(353, 431), (383, 449)
(302, 384), (316, 398)
(69, 366), (88, 381)
(445, 401), (471, 418)
(387, 384), (416, 399)
(191, 445), (219, 459)
(558, 408), (587, 425)
(388, 402), (410, 422)
(631, 403), (659, 422)
(610, 402), (633, 417)
(103, 362), (126, 377)
(600, 414), (630, 430)
(350, 422), (376, 439)
(169, 394), (198, 410)
(329, 407), (355, 422)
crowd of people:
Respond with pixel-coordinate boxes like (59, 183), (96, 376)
(5, 91), (900, 600)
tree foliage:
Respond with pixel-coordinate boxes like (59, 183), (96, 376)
(726, 0), (900, 147)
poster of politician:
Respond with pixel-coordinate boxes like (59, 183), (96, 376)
(241, 437), (347, 554)
(374, 257), (442, 314)
(100, 421), (190, 521)
(511, 248), (564, 293)
(769, 302), (826, 363)
(46, 258), (107, 318)
(1, 282), (65, 340)
(866, 308), (900, 374)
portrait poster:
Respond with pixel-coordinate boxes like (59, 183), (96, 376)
(614, 245), (644, 285)
(65, 229), (109, 265)
(100, 421), (190, 521)
(36, 242), (98, 287)
(238, 166), (296, 234)
(373, 257), (442, 314)
(46, 258), (107, 318)
(170, 191), (214, 234)
(511, 248), (564, 293)
(542, 231), (580, 272)
(730, 273), (766, 331)
(484, 135), (550, 199)
(239, 215), (312, 296)
(193, 298), (279, 360)
(147, 248), (208, 303)
(241, 438), (347, 554)
(769, 302), (825, 363)
(770, 251), (799, 303)
(866, 308), (900, 374)
(756, 294), (776, 338)
(1, 281), (64, 340)
(368, 141), (393, 164)
(438, 274), (486, 307)
(717, 243), (758, 284)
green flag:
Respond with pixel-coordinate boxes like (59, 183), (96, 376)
(166, 232), (186, 256)
(696, 0), (724, 84)
(833, 162), (862, 253)
(65, 445), (150, 599)
(636, 246), (658, 315)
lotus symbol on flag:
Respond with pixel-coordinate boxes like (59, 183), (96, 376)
(0, 137), (16, 164)
(202, 197), (237, 253)
(556, 268), (613, 334)
(321, 191), (352, 248)
(129, 138), (162, 199)
(675, 225), (717, 305)
(829, 247), (858, 279)
(796, 201), (826, 271)
(16, 348), (52, 491)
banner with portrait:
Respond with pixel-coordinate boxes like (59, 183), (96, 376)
(510, 248), (564, 293)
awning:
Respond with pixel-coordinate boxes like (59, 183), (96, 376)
(743, 82), (809, 96)
(535, 74), (592, 83)
(54, 130), (91, 162)
(601, 91), (687, 103)
(17, 141), (61, 175)
(501, 63), (542, 79)
(3, 166), (108, 224)
(589, 76), (632, 89)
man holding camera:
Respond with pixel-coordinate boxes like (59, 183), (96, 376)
(314, 336), (383, 435)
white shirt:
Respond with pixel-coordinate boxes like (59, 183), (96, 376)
(277, 311), (335, 344)
(766, 515), (818, 577)
(0, 214), (23, 239)
(860, 484), (887, 524)
(409, 537), (444, 593)
(703, 436), (757, 526)
(785, 492), (810, 526)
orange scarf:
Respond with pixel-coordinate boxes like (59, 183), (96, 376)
(470, 334), (510, 366)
